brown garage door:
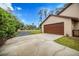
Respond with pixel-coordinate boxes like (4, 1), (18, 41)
(44, 22), (64, 35)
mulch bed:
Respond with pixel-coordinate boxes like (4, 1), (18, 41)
(0, 39), (6, 47)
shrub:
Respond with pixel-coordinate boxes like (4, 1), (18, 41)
(0, 7), (22, 45)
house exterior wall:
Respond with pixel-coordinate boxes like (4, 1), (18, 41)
(42, 16), (73, 36)
(60, 4), (79, 18)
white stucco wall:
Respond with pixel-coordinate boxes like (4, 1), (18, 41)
(60, 4), (79, 18)
(60, 4), (79, 30)
(42, 16), (73, 36)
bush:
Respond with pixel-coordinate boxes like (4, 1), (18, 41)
(0, 8), (22, 43)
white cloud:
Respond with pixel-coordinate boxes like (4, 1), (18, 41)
(0, 3), (14, 11)
(16, 7), (22, 10)
(6, 3), (14, 10)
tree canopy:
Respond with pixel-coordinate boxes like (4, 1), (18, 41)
(0, 7), (23, 40)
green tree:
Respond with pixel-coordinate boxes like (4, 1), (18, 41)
(0, 7), (22, 42)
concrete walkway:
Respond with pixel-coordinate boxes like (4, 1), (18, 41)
(0, 34), (79, 56)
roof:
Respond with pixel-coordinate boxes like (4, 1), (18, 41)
(57, 3), (72, 15)
(40, 3), (79, 26)
(40, 15), (79, 26)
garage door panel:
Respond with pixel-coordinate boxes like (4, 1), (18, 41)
(44, 22), (64, 35)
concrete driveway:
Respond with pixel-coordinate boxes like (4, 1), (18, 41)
(0, 34), (79, 56)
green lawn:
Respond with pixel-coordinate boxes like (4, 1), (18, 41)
(26, 30), (41, 34)
(55, 37), (79, 51)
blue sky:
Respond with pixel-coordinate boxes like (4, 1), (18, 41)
(12, 3), (64, 27)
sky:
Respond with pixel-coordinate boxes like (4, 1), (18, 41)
(10, 3), (64, 27)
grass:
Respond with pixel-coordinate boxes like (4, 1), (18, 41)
(55, 36), (79, 51)
(26, 30), (41, 34)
